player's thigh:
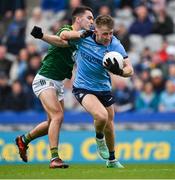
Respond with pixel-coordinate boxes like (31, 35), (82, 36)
(39, 88), (63, 116)
(82, 94), (107, 118)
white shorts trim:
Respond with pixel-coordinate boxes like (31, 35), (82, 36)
(32, 74), (64, 101)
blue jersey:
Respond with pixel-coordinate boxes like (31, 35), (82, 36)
(73, 35), (128, 91)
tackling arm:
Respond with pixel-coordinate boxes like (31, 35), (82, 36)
(42, 34), (69, 47)
(60, 30), (93, 40)
(60, 31), (81, 40)
(30, 26), (69, 47)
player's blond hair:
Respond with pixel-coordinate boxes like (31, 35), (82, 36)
(95, 15), (114, 29)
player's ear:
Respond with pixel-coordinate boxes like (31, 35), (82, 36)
(76, 16), (81, 23)
(74, 16), (79, 23)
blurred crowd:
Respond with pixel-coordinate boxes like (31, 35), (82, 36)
(0, 0), (175, 112)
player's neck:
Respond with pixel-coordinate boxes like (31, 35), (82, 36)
(72, 24), (80, 31)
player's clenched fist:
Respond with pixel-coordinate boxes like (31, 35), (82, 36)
(31, 26), (43, 39)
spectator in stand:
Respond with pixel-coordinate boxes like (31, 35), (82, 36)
(98, 0), (115, 16)
(116, 0), (151, 9)
(0, 11), (13, 43)
(0, 0), (25, 39)
(135, 81), (159, 112)
(159, 80), (175, 112)
(0, 45), (12, 78)
(168, 64), (175, 84)
(49, 21), (63, 35)
(26, 43), (39, 58)
(112, 76), (135, 112)
(166, 46), (175, 65)
(132, 77), (144, 97)
(119, 0), (132, 8)
(137, 47), (153, 72)
(4, 9), (26, 55)
(129, 5), (153, 37)
(150, 68), (165, 95)
(25, 7), (49, 53)
(155, 40), (168, 63)
(152, 7), (174, 36)
(0, 72), (11, 111)
(98, 5), (111, 16)
(23, 73), (43, 111)
(139, 69), (151, 83)
(10, 48), (29, 82)
(25, 53), (41, 76)
(6, 80), (28, 111)
(82, 0), (115, 17)
(127, 48), (140, 71)
(0, 0), (26, 18)
(0, 0), (26, 35)
(63, 0), (82, 24)
(152, 0), (166, 13)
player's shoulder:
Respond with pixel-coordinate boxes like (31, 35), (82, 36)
(110, 35), (123, 48)
(111, 35), (121, 44)
(61, 24), (72, 30)
(81, 35), (95, 44)
(57, 24), (73, 35)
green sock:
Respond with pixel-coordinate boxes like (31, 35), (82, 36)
(22, 133), (33, 145)
(50, 147), (59, 160)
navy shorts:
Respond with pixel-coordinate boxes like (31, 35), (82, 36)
(72, 86), (115, 107)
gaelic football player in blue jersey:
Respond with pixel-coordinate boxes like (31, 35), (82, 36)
(59, 15), (134, 168)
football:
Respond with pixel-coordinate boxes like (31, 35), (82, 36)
(103, 51), (124, 69)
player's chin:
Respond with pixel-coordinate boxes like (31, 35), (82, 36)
(85, 26), (91, 30)
(103, 40), (111, 46)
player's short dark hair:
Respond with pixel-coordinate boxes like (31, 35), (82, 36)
(72, 6), (93, 23)
(95, 15), (114, 29)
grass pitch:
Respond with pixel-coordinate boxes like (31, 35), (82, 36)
(0, 163), (175, 179)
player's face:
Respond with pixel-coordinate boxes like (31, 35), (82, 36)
(95, 26), (113, 46)
(79, 10), (94, 30)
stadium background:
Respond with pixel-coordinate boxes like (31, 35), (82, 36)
(0, 0), (175, 165)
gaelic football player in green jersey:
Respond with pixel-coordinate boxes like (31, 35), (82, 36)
(15, 6), (94, 168)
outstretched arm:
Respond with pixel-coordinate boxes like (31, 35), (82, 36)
(60, 30), (93, 40)
(42, 34), (69, 47)
(31, 26), (69, 47)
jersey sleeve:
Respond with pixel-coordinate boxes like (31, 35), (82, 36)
(57, 25), (72, 36)
(116, 44), (128, 59)
(112, 38), (128, 59)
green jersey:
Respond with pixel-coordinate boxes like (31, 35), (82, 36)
(38, 25), (77, 80)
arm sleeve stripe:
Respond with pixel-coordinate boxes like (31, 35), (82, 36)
(123, 56), (128, 59)
(60, 28), (71, 32)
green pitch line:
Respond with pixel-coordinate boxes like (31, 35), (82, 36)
(0, 164), (175, 179)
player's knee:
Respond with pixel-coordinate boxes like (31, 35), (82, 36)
(94, 110), (108, 124)
(51, 110), (64, 123)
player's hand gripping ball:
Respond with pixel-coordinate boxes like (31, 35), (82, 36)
(103, 51), (124, 75)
